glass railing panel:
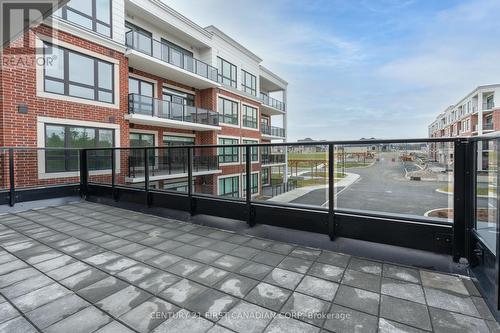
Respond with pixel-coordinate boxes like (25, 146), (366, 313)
(170, 103), (184, 122)
(192, 146), (231, 198)
(475, 139), (498, 255)
(334, 141), (454, 222)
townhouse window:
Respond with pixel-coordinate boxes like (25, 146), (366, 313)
(125, 21), (152, 55)
(217, 57), (237, 88)
(242, 139), (258, 162)
(218, 97), (239, 125)
(129, 77), (154, 114)
(45, 124), (114, 173)
(262, 168), (270, 185)
(130, 132), (155, 167)
(242, 70), (257, 96)
(242, 173), (259, 195)
(218, 138), (239, 163)
(218, 176), (239, 198)
(242, 105), (258, 129)
(43, 43), (114, 103)
(59, 0), (112, 37)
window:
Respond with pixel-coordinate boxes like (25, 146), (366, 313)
(59, 0), (112, 37)
(242, 70), (257, 96)
(262, 168), (270, 185)
(43, 43), (114, 103)
(218, 97), (239, 125)
(218, 176), (240, 198)
(242, 105), (258, 129)
(218, 138), (239, 163)
(242, 173), (259, 195)
(129, 77), (154, 114)
(125, 22), (152, 55)
(242, 139), (258, 162)
(163, 88), (195, 107)
(45, 124), (114, 173)
(217, 57), (237, 88)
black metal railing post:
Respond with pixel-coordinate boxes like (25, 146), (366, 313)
(188, 147), (196, 215)
(328, 143), (335, 240)
(246, 145), (255, 226)
(79, 149), (88, 199)
(111, 149), (116, 201)
(144, 148), (151, 206)
(8, 148), (15, 206)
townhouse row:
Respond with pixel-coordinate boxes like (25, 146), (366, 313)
(0, 0), (289, 198)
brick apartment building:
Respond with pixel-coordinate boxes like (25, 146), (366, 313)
(0, 0), (288, 197)
(428, 84), (500, 167)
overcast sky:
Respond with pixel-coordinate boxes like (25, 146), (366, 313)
(163, 0), (500, 141)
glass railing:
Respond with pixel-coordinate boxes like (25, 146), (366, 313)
(125, 30), (218, 83)
(484, 123), (494, 131)
(128, 94), (219, 126)
(261, 153), (286, 165)
(260, 93), (286, 112)
(483, 101), (495, 110)
(261, 123), (285, 137)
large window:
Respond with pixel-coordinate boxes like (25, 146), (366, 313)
(242, 173), (259, 195)
(242, 70), (257, 96)
(218, 138), (239, 163)
(129, 77), (154, 114)
(43, 43), (114, 104)
(218, 97), (239, 125)
(219, 176), (239, 198)
(242, 105), (258, 129)
(242, 139), (258, 162)
(60, 0), (112, 37)
(262, 168), (270, 185)
(45, 124), (114, 173)
(217, 57), (237, 88)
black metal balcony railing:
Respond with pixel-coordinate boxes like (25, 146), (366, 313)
(483, 101), (495, 110)
(260, 93), (286, 112)
(261, 153), (286, 165)
(128, 94), (219, 126)
(483, 122), (494, 131)
(125, 30), (218, 83)
(261, 123), (285, 137)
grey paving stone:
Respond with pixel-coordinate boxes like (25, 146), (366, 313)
(378, 318), (427, 333)
(334, 285), (380, 316)
(191, 265), (230, 286)
(44, 305), (111, 333)
(152, 309), (214, 333)
(219, 301), (275, 333)
(77, 276), (128, 303)
(341, 269), (381, 293)
(225, 234), (252, 245)
(185, 289), (238, 321)
(348, 258), (382, 276)
(191, 237), (217, 249)
(382, 264), (420, 284)
(289, 247), (321, 261)
(231, 246), (261, 259)
(101, 257), (138, 275)
(381, 277), (425, 304)
(324, 303), (378, 333)
(171, 244), (203, 257)
(296, 276), (338, 301)
(238, 262), (273, 280)
(120, 297), (179, 333)
(1, 274), (53, 298)
(245, 238), (273, 250)
(73, 245), (106, 259)
(97, 285), (151, 317)
(34, 255), (75, 272)
(176, 233), (201, 243)
(161, 279), (208, 306)
(263, 268), (303, 290)
(25, 293), (89, 329)
(11, 282), (70, 312)
(462, 277), (481, 297)
(317, 252), (351, 267)
(114, 243), (146, 255)
(380, 295), (432, 331)
(0, 302), (19, 324)
(429, 307), (490, 333)
(166, 259), (203, 277)
(265, 316), (319, 333)
(215, 274), (259, 298)
(60, 268), (109, 291)
(148, 253), (182, 269)
(47, 261), (90, 281)
(207, 230), (234, 241)
(117, 264), (156, 283)
(84, 252), (121, 266)
(245, 282), (291, 312)
(281, 291), (329, 327)
(94, 321), (136, 333)
(192, 249), (224, 264)
(207, 325), (235, 333)
(308, 262), (344, 282)
(420, 270), (468, 295)
(0, 260), (27, 275)
(278, 257), (313, 274)
(424, 287), (479, 317)
(472, 296), (495, 320)
(0, 316), (38, 333)
(152, 239), (184, 251)
(213, 255), (247, 272)
(266, 243), (295, 256)
(486, 319), (500, 333)
(130, 248), (163, 261)
(100, 239), (131, 250)
(252, 252), (285, 266)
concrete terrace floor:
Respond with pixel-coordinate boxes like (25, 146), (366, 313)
(0, 202), (498, 333)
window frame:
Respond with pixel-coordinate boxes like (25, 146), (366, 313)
(242, 104), (258, 129)
(217, 57), (237, 88)
(218, 138), (240, 164)
(241, 70), (257, 96)
(242, 172), (259, 195)
(43, 42), (115, 104)
(242, 139), (259, 163)
(218, 175), (240, 198)
(60, 0), (112, 38)
(218, 97), (239, 126)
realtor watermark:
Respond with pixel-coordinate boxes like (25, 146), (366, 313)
(150, 310), (352, 321)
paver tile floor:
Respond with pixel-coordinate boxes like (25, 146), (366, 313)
(0, 201), (498, 333)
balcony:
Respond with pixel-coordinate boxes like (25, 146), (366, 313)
(125, 31), (219, 89)
(483, 101), (495, 110)
(126, 94), (221, 131)
(261, 153), (286, 165)
(261, 123), (286, 139)
(260, 93), (286, 115)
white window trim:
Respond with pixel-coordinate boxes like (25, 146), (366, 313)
(217, 134), (241, 166)
(163, 131), (196, 138)
(35, 34), (120, 109)
(217, 173), (241, 196)
(37, 116), (120, 179)
(130, 129), (159, 146)
(241, 102), (260, 132)
(241, 137), (260, 164)
(129, 73), (158, 98)
(217, 93), (240, 128)
(163, 83), (196, 96)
